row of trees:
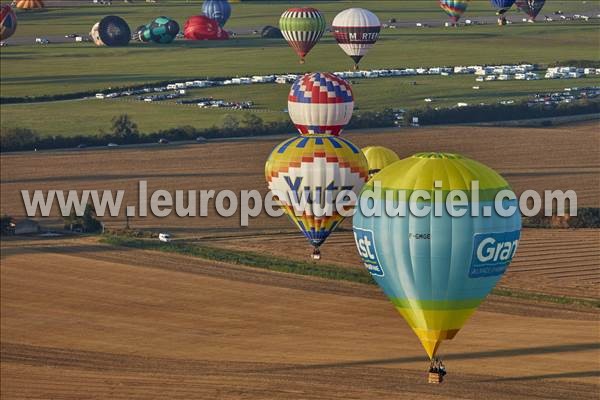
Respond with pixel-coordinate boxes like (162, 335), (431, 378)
(0, 109), (399, 152)
(404, 98), (600, 126)
(2, 98), (599, 152)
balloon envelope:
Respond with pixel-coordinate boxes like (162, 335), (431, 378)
(279, 7), (326, 63)
(515, 0), (545, 19)
(490, 0), (516, 14)
(353, 152), (521, 359)
(0, 5), (17, 41)
(90, 22), (104, 46)
(184, 15), (229, 40)
(361, 146), (399, 176)
(202, 0), (231, 27)
(332, 8), (381, 68)
(98, 15), (131, 47)
(439, 0), (469, 23)
(288, 72), (354, 136)
(14, 0), (44, 9)
(148, 16), (180, 44)
(266, 135), (369, 249)
(261, 25), (283, 39)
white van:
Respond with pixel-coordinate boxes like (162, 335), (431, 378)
(159, 233), (172, 243)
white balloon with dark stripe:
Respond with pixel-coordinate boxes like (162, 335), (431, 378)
(332, 8), (381, 69)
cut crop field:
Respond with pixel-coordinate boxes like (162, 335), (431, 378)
(2, 122), (598, 226)
(1, 236), (599, 399)
(1, 122), (598, 301)
(207, 228), (600, 301)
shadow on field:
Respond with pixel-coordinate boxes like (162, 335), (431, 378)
(485, 370), (600, 382)
(253, 342), (600, 373)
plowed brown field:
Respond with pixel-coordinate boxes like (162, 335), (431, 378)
(1, 123), (599, 399)
(1, 237), (598, 400)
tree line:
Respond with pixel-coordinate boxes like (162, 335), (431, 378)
(1, 99), (598, 152)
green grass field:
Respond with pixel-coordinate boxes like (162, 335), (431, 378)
(3, 75), (599, 136)
(1, 0), (599, 136)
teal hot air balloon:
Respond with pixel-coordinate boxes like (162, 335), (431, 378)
(439, 0), (470, 24)
(353, 153), (521, 361)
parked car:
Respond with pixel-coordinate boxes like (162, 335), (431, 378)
(158, 138), (169, 144)
(107, 143), (119, 147)
(159, 233), (172, 243)
(196, 136), (207, 143)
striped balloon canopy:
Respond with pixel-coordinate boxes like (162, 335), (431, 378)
(0, 5), (17, 41)
(202, 0), (231, 27)
(439, 0), (470, 23)
(515, 0), (546, 20)
(353, 152), (521, 359)
(14, 0), (44, 9)
(266, 135), (369, 252)
(490, 0), (516, 15)
(332, 8), (381, 70)
(288, 72), (354, 136)
(279, 7), (326, 63)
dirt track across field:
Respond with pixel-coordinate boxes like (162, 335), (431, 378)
(1, 237), (599, 400)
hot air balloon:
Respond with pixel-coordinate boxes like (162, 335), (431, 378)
(90, 22), (104, 46)
(266, 135), (369, 259)
(0, 5), (17, 41)
(332, 8), (381, 70)
(361, 146), (399, 177)
(261, 25), (283, 39)
(490, 0), (516, 14)
(133, 24), (152, 42)
(202, 0), (231, 27)
(14, 0), (44, 10)
(288, 72), (354, 136)
(279, 7), (326, 64)
(184, 15), (229, 40)
(353, 152), (521, 371)
(439, 0), (469, 25)
(147, 16), (180, 44)
(515, 0), (546, 21)
(98, 15), (131, 47)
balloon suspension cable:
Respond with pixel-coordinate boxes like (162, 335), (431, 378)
(353, 63), (359, 71)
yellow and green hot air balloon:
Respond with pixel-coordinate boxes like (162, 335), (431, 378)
(361, 146), (399, 177)
(266, 135), (369, 259)
(353, 153), (521, 364)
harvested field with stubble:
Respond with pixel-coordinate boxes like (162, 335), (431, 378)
(1, 237), (599, 400)
(1, 122), (599, 399)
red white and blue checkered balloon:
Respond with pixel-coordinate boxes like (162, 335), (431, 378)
(288, 72), (354, 136)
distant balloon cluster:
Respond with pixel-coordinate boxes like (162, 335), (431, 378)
(279, 7), (381, 69)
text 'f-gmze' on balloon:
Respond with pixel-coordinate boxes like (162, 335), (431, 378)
(288, 72), (354, 136)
